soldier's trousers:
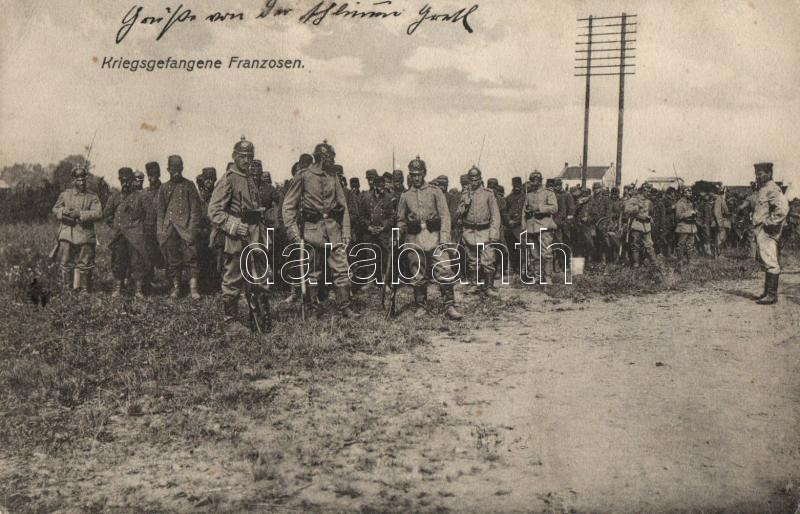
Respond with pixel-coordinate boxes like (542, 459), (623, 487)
(304, 234), (350, 289)
(630, 230), (656, 263)
(525, 229), (554, 279)
(403, 244), (458, 304)
(111, 238), (147, 281)
(161, 230), (198, 279)
(462, 229), (496, 282)
(755, 227), (781, 274)
(714, 227), (728, 253)
(58, 241), (95, 274)
(222, 247), (269, 297)
(676, 233), (693, 263)
(506, 226), (522, 272)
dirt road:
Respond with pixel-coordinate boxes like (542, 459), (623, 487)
(3, 275), (799, 512)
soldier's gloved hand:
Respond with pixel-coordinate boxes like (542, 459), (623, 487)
(235, 222), (250, 237)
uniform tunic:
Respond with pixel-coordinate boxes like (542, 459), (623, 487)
(52, 188), (103, 272)
(157, 176), (202, 276)
(522, 187), (558, 271)
(753, 180), (789, 274)
(396, 183), (455, 285)
(208, 164), (271, 298)
(281, 163), (351, 288)
(104, 190), (154, 280)
(458, 187), (501, 278)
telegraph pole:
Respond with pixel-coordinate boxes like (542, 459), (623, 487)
(575, 13), (637, 188)
(580, 16), (593, 189)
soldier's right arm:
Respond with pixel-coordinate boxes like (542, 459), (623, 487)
(208, 175), (242, 237)
(52, 192), (66, 220)
(81, 194), (103, 222)
(396, 193), (408, 236)
(281, 172), (303, 242)
(102, 193), (118, 223)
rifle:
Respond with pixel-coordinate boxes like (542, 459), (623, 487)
(298, 174), (307, 321)
(385, 229), (398, 319)
(243, 249), (271, 333)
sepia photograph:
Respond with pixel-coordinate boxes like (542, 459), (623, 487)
(1, 0), (799, 511)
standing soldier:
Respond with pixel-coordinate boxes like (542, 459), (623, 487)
(364, 175), (396, 283)
(282, 140), (355, 317)
(259, 169), (282, 229)
(208, 138), (271, 326)
(157, 155), (202, 299)
(196, 167), (220, 293)
(674, 186), (697, 271)
(751, 162), (789, 305)
(505, 177), (526, 277)
(104, 167), (153, 297)
(392, 169), (406, 197)
(553, 178), (575, 250)
(697, 191), (715, 256)
(624, 183), (657, 267)
(459, 167), (501, 296)
(397, 157), (462, 320)
(712, 184), (731, 257)
(51, 165), (102, 293)
(522, 171), (558, 283)
(144, 162), (164, 275)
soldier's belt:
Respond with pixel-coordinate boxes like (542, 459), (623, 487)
(462, 222), (491, 230)
(240, 209), (263, 225)
(303, 209), (344, 224)
(525, 212), (551, 220)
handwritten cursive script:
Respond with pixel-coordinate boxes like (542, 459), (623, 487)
(114, 1), (480, 43)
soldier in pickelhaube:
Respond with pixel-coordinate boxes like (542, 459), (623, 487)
(458, 166), (501, 296)
(208, 137), (272, 325)
(51, 165), (103, 293)
(522, 170), (558, 283)
(282, 140), (355, 317)
(397, 156), (463, 320)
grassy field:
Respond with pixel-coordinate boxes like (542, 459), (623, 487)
(0, 220), (791, 511)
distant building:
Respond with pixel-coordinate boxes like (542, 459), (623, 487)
(643, 176), (684, 191)
(558, 162), (616, 190)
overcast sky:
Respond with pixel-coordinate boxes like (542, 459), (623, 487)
(1, 0), (798, 191)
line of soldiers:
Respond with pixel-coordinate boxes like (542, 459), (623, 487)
(52, 143), (791, 329)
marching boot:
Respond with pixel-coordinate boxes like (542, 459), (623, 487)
(76, 271), (91, 295)
(130, 280), (145, 299)
(441, 285), (463, 321)
(170, 272), (181, 299)
(223, 295), (239, 323)
(754, 274), (769, 301)
(112, 279), (125, 298)
(189, 277), (201, 300)
(283, 287), (300, 304)
(631, 250), (641, 269)
(756, 273), (779, 305)
(337, 286), (356, 318)
(484, 271), (500, 298)
(414, 287), (428, 318)
(62, 268), (74, 291)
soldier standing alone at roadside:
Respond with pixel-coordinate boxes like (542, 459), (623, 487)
(751, 162), (789, 305)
